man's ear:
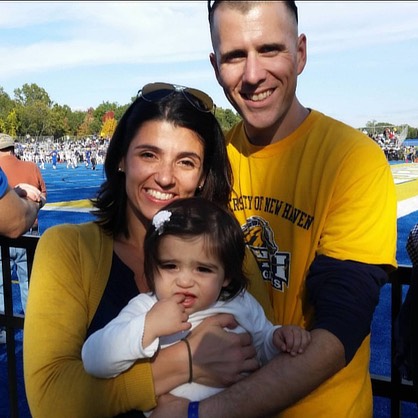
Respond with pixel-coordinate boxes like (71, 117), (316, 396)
(210, 52), (222, 84)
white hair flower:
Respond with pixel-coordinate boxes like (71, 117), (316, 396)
(152, 210), (172, 235)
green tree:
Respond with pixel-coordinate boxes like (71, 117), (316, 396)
(5, 109), (19, 137)
(214, 107), (241, 133)
(48, 104), (72, 138)
(0, 87), (14, 123)
(14, 83), (52, 107)
(115, 103), (130, 122)
(13, 84), (53, 137)
(68, 110), (87, 136)
(408, 126), (417, 139)
(77, 108), (95, 137)
(15, 100), (50, 137)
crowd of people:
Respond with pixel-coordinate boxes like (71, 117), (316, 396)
(380, 144), (417, 162)
(1, 2), (409, 418)
(13, 137), (110, 170)
(366, 127), (417, 162)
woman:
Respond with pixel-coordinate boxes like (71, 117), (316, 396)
(24, 83), (260, 418)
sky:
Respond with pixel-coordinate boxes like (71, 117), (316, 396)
(0, 1), (418, 130)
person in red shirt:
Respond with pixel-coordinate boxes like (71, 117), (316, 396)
(0, 134), (47, 329)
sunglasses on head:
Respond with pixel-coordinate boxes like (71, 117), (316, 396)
(137, 82), (215, 113)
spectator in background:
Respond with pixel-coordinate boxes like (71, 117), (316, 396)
(0, 168), (41, 239)
(0, 133), (46, 319)
(0, 162), (44, 344)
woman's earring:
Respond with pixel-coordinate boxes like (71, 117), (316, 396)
(197, 185), (203, 191)
(118, 167), (124, 172)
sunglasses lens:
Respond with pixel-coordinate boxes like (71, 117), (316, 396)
(141, 89), (172, 102)
(184, 88), (214, 112)
(139, 83), (213, 113)
(140, 82), (173, 102)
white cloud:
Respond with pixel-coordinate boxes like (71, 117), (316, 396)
(0, 1), (417, 128)
(0, 2), (212, 79)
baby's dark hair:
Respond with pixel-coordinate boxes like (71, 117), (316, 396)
(144, 197), (248, 300)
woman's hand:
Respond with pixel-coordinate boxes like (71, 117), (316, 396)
(188, 313), (259, 387)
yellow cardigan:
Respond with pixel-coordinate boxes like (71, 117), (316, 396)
(24, 222), (156, 418)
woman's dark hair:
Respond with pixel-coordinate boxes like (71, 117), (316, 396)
(144, 197), (248, 301)
(92, 88), (232, 238)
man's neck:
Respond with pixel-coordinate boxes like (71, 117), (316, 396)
(245, 105), (310, 146)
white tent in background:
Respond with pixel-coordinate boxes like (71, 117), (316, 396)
(396, 125), (409, 147)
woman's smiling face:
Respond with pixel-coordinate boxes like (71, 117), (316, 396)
(121, 119), (206, 223)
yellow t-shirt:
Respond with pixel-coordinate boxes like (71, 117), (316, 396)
(227, 110), (397, 417)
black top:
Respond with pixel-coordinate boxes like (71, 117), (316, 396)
(86, 251), (146, 418)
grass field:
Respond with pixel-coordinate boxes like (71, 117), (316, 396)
(1, 161), (418, 417)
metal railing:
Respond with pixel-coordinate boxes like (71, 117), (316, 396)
(0, 235), (416, 417)
(371, 265), (417, 416)
(1, 235), (38, 418)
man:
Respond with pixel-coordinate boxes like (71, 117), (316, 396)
(0, 167), (42, 343)
(0, 133), (46, 321)
(153, 2), (397, 417)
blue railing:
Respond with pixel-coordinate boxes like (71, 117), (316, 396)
(0, 235), (415, 418)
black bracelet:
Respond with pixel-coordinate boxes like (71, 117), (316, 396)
(188, 401), (199, 418)
(182, 337), (193, 383)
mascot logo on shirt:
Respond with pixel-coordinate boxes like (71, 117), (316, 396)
(242, 216), (290, 292)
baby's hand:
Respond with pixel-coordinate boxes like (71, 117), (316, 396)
(144, 295), (191, 345)
(273, 325), (311, 356)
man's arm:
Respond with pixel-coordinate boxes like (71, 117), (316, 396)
(151, 255), (387, 417)
(200, 329), (345, 417)
(151, 329), (345, 418)
(0, 184), (40, 238)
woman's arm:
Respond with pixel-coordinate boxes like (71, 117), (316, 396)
(24, 225), (156, 418)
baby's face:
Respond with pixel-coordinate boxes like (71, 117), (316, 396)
(153, 235), (230, 314)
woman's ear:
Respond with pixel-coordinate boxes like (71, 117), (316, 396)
(197, 177), (206, 191)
